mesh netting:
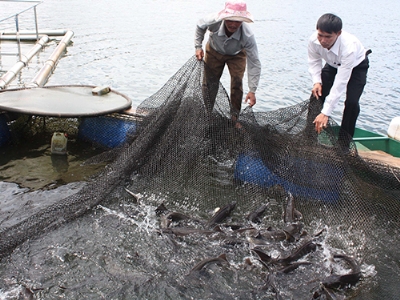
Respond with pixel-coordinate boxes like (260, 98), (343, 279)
(0, 56), (399, 298)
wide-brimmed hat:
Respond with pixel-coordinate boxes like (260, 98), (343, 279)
(217, 1), (254, 23)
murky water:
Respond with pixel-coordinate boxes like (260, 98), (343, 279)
(1, 0), (400, 299)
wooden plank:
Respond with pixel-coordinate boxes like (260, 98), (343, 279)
(358, 150), (400, 169)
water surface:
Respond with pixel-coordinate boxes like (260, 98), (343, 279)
(28, 0), (400, 135)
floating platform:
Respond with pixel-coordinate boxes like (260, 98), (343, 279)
(0, 85), (132, 117)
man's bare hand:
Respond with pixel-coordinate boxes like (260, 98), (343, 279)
(245, 92), (256, 107)
(313, 113), (328, 134)
(195, 49), (204, 61)
(312, 82), (322, 99)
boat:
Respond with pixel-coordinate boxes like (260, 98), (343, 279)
(351, 118), (400, 169)
(353, 127), (400, 158)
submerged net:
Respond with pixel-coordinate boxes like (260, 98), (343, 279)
(1, 56), (400, 298)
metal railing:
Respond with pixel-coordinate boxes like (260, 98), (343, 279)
(0, 1), (74, 89)
(0, 0), (43, 59)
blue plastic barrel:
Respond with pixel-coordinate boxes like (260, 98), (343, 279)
(234, 153), (342, 203)
(78, 116), (136, 148)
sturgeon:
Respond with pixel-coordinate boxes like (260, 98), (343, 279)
(189, 253), (229, 273)
(276, 240), (317, 265)
(247, 230), (295, 245)
(246, 203), (269, 223)
(160, 211), (192, 228)
(320, 254), (361, 289)
(206, 202), (236, 229)
(158, 227), (220, 237)
(283, 192), (302, 223)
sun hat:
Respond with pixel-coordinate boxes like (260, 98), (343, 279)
(217, 1), (254, 23)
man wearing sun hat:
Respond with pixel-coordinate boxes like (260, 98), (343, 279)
(195, 1), (261, 119)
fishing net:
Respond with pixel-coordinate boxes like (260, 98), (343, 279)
(0, 56), (399, 299)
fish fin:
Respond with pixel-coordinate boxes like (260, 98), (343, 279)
(254, 231), (263, 239)
(218, 253), (227, 260)
(313, 228), (326, 237)
(294, 209), (303, 221)
(213, 225), (223, 232)
(300, 230), (308, 237)
(256, 258), (270, 269)
(283, 230), (295, 242)
(124, 187), (140, 202)
(155, 202), (168, 216)
(251, 248), (272, 263)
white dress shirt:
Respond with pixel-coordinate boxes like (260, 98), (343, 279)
(308, 30), (367, 116)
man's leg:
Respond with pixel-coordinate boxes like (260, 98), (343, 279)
(203, 43), (226, 113)
(226, 50), (246, 119)
(341, 57), (369, 137)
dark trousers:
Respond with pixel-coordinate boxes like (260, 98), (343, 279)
(320, 56), (369, 137)
(204, 42), (246, 117)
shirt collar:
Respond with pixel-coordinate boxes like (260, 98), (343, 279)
(329, 35), (341, 55)
(218, 21), (242, 40)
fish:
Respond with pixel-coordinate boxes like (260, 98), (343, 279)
(158, 227), (221, 237)
(275, 240), (317, 265)
(333, 254), (361, 275)
(312, 283), (345, 300)
(218, 225), (257, 235)
(283, 192), (302, 223)
(320, 283), (345, 300)
(155, 202), (168, 216)
(258, 273), (283, 300)
(246, 203), (269, 223)
(162, 232), (180, 252)
(247, 231), (294, 245)
(124, 187), (140, 203)
(320, 254), (361, 289)
(160, 211), (192, 228)
(282, 222), (305, 241)
(206, 202), (236, 229)
(218, 224), (246, 231)
(189, 253), (229, 273)
(277, 261), (312, 274)
(251, 248), (272, 264)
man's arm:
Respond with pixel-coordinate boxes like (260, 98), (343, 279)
(194, 13), (218, 60)
(244, 34), (261, 106)
(307, 40), (323, 87)
(320, 52), (356, 117)
(308, 37), (327, 132)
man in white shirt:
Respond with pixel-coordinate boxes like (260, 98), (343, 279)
(308, 13), (370, 143)
(195, 1), (261, 120)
